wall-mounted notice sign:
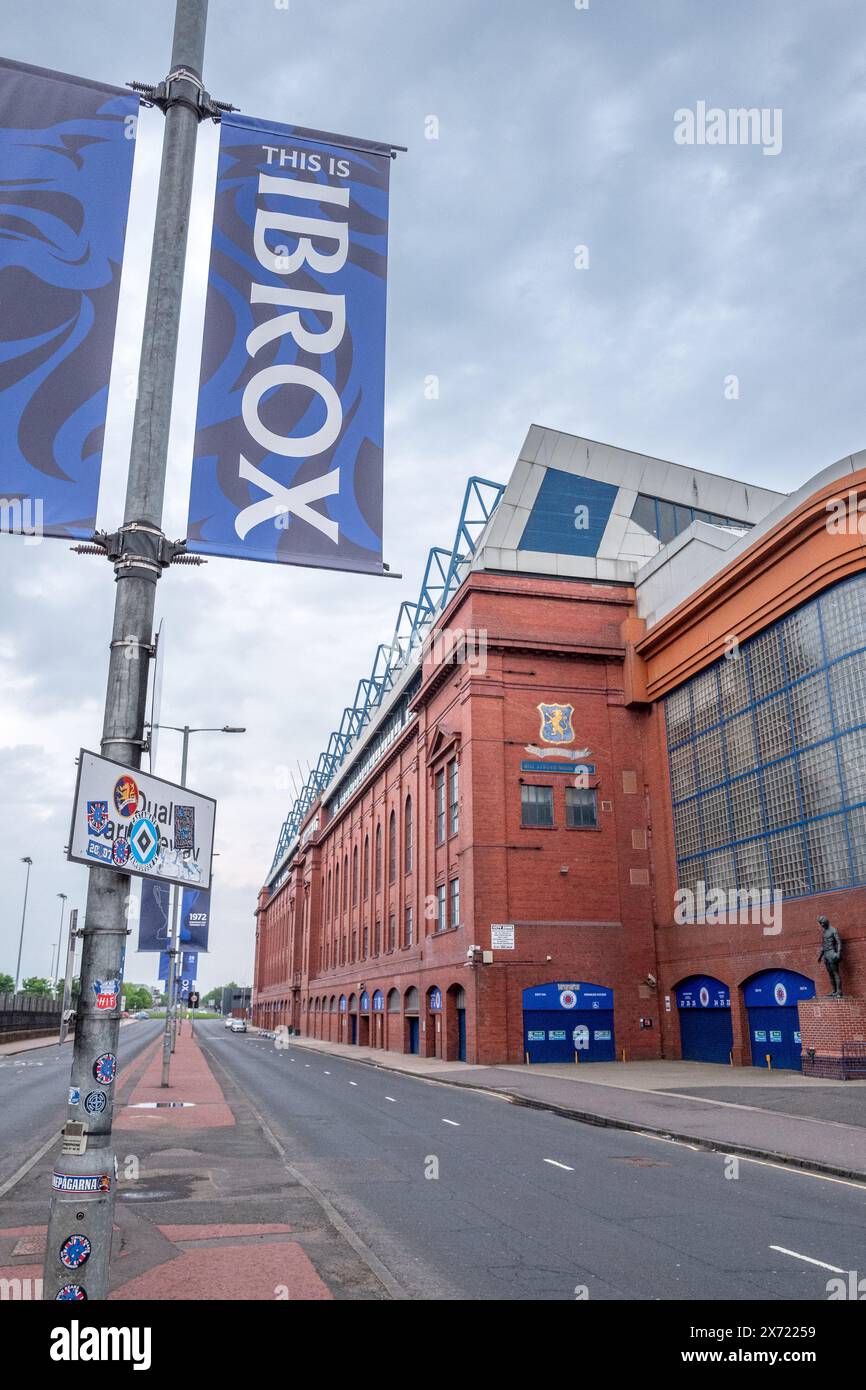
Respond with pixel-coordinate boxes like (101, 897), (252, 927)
(68, 750), (216, 890)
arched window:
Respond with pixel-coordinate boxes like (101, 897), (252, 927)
(387, 988), (400, 1013)
(375, 823), (382, 889)
(388, 810), (397, 884)
(363, 835), (370, 899)
(352, 845), (359, 905)
(404, 795), (413, 873)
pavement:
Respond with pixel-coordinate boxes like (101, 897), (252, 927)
(0, 1026), (388, 1300)
(275, 1033), (866, 1181)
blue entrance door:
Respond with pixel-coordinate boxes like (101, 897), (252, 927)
(457, 1008), (466, 1061)
(522, 982), (615, 1063)
(744, 970), (815, 1071)
(407, 1016), (419, 1054)
(675, 976), (733, 1064)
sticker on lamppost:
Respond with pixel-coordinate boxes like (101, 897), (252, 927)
(490, 923), (515, 950)
(68, 750), (216, 890)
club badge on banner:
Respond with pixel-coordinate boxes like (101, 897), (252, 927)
(187, 113), (392, 573)
(0, 59), (137, 538)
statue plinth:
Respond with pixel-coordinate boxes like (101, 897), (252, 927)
(798, 996), (866, 1079)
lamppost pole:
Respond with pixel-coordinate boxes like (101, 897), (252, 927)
(54, 893), (68, 991)
(14, 856), (33, 993)
(43, 0), (212, 1302)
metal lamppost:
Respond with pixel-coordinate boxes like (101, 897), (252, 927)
(14, 856), (33, 993)
(54, 893), (68, 991)
(148, 723), (245, 1085)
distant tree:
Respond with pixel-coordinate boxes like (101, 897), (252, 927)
(123, 984), (153, 1011)
(0, 973), (14, 993)
(21, 976), (53, 996)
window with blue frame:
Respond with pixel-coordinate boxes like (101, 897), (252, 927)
(665, 572), (866, 901)
(632, 493), (752, 544)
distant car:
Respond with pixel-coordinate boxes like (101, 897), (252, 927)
(224, 1016), (235, 1029)
(134, 1011), (150, 1021)
(229, 1018), (247, 1033)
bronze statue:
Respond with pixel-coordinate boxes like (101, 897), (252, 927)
(817, 916), (843, 998)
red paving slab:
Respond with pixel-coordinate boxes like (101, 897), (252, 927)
(109, 1241), (333, 1300)
(114, 1030), (234, 1131)
(159, 1223), (293, 1241)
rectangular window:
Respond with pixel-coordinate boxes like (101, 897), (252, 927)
(374, 920), (381, 956)
(404, 905), (414, 947)
(362, 925), (369, 958)
(448, 758), (459, 835)
(521, 783), (554, 827)
(565, 787), (598, 828)
(435, 769), (446, 844)
(449, 877), (460, 927)
(436, 882), (446, 932)
(388, 913), (396, 951)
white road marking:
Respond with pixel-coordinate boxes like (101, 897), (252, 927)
(349, 1081), (358, 1086)
(385, 1096), (397, 1102)
(770, 1246), (845, 1273)
(324, 1070), (331, 1075)
(543, 1158), (574, 1171)
(442, 1118), (460, 1126)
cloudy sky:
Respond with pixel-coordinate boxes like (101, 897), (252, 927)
(1, 0), (864, 996)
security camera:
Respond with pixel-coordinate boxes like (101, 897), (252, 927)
(646, 973), (657, 988)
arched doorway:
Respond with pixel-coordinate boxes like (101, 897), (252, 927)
(447, 984), (467, 1061)
(522, 981), (615, 1063)
(404, 986), (420, 1054)
(358, 990), (371, 1046)
(743, 970), (815, 1070)
(675, 976), (733, 1064)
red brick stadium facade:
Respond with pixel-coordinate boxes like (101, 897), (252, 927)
(253, 431), (866, 1070)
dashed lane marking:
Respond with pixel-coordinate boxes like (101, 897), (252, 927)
(543, 1159), (574, 1172)
(385, 1096), (397, 1103)
(770, 1246), (845, 1273)
(442, 1119), (460, 1127)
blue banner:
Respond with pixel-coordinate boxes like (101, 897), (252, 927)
(138, 879), (171, 952)
(157, 950), (196, 983)
(188, 113), (391, 572)
(180, 887), (210, 952)
(0, 59), (137, 538)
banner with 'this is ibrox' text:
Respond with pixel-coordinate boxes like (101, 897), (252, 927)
(188, 113), (392, 574)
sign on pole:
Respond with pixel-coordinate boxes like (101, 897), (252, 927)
(0, 59), (137, 538)
(187, 114), (392, 574)
(68, 750), (216, 889)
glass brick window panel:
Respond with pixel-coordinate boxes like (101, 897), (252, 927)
(404, 905), (414, 947)
(747, 628), (784, 701)
(566, 787), (598, 828)
(755, 693), (792, 765)
(700, 787), (730, 849)
(704, 849), (736, 894)
(670, 743), (697, 800)
(521, 784), (554, 827)
(789, 672), (830, 749)
(829, 649), (866, 733)
(676, 856), (706, 899)
(665, 686), (692, 746)
(839, 727), (866, 805)
(435, 770), (446, 844)
(729, 772), (763, 840)
(798, 744), (842, 818)
(821, 574), (866, 661)
(448, 758), (459, 835)
(436, 884), (446, 932)
(724, 711), (757, 777)
(806, 815), (851, 891)
(762, 758), (800, 831)
(768, 828), (809, 897)
(694, 727), (725, 791)
(719, 653), (750, 719)
(847, 806), (866, 882)
(691, 669), (720, 734)
(781, 605), (824, 681)
(673, 799), (702, 857)
(735, 838), (771, 894)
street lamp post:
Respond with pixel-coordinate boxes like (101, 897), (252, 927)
(54, 893), (68, 991)
(14, 857), (33, 993)
(148, 723), (245, 1086)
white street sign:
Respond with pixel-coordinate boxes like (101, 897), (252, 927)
(68, 749), (216, 890)
(490, 922), (515, 950)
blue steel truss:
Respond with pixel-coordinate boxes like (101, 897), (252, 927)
(269, 475), (505, 875)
